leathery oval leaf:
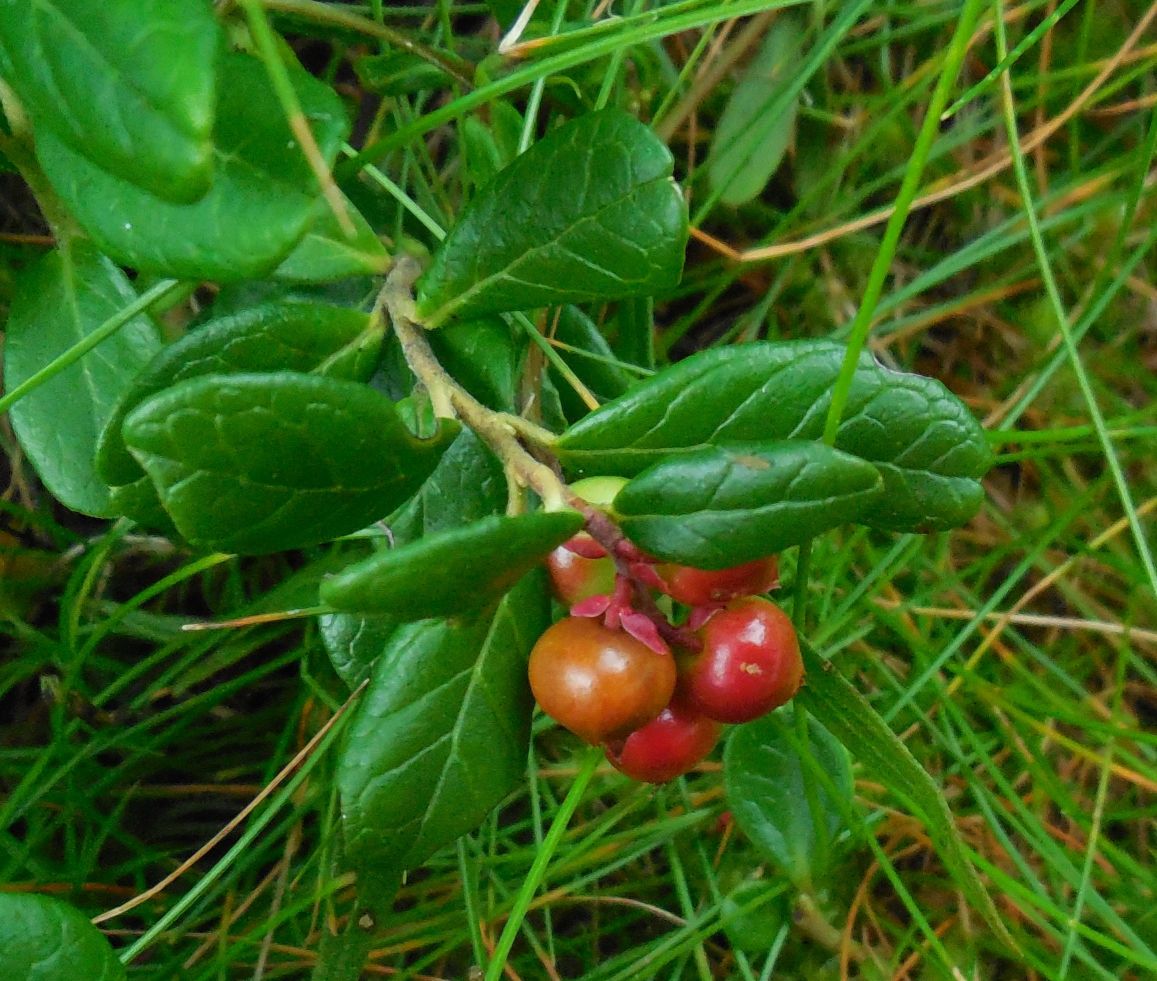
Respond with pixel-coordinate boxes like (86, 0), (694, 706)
(724, 706), (852, 888)
(0, 0), (218, 202)
(122, 372), (455, 554)
(338, 572), (547, 874)
(415, 108), (688, 325)
(557, 339), (993, 533)
(614, 440), (883, 569)
(318, 428), (509, 687)
(319, 612), (399, 690)
(2, 242), (162, 516)
(548, 305), (632, 423)
(0, 892), (126, 981)
(272, 193), (390, 282)
(386, 428), (508, 543)
(108, 477), (179, 537)
(321, 511), (584, 618)
(35, 53), (349, 282)
(428, 317), (519, 412)
(97, 301), (383, 487)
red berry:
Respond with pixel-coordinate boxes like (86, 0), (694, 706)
(683, 597), (802, 724)
(546, 534), (616, 605)
(656, 556), (778, 607)
(606, 696), (721, 783)
(529, 617), (676, 745)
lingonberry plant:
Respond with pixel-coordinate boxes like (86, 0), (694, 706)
(529, 615), (677, 745)
(683, 596), (804, 725)
(0, 3), (1009, 979)
(655, 554), (780, 607)
(544, 476), (624, 604)
(605, 695), (722, 784)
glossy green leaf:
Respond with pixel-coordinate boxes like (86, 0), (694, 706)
(322, 511), (583, 618)
(708, 14), (803, 206)
(612, 295), (655, 373)
(461, 101), (524, 192)
(98, 301), (383, 487)
(208, 278), (380, 322)
(795, 640), (1017, 952)
(35, 53), (348, 282)
(614, 441), (883, 568)
(557, 340), (993, 533)
(2, 242), (162, 516)
(0, 0), (218, 202)
(462, 115), (506, 192)
(724, 706), (852, 888)
(549, 305), (631, 422)
(459, 100), (523, 190)
(317, 429), (509, 689)
(428, 317), (519, 411)
(338, 573), (547, 874)
(0, 893), (125, 981)
(319, 612), (399, 690)
(537, 373), (572, 435)
(415, 108), (688, 325)
(273, 195), (390, 282)
(108, 478), (178, 536)
(387, 428), (507, 543)
(122, 373), (454, 554)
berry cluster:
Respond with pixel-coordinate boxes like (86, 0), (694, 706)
(529, 480), (803, 783)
